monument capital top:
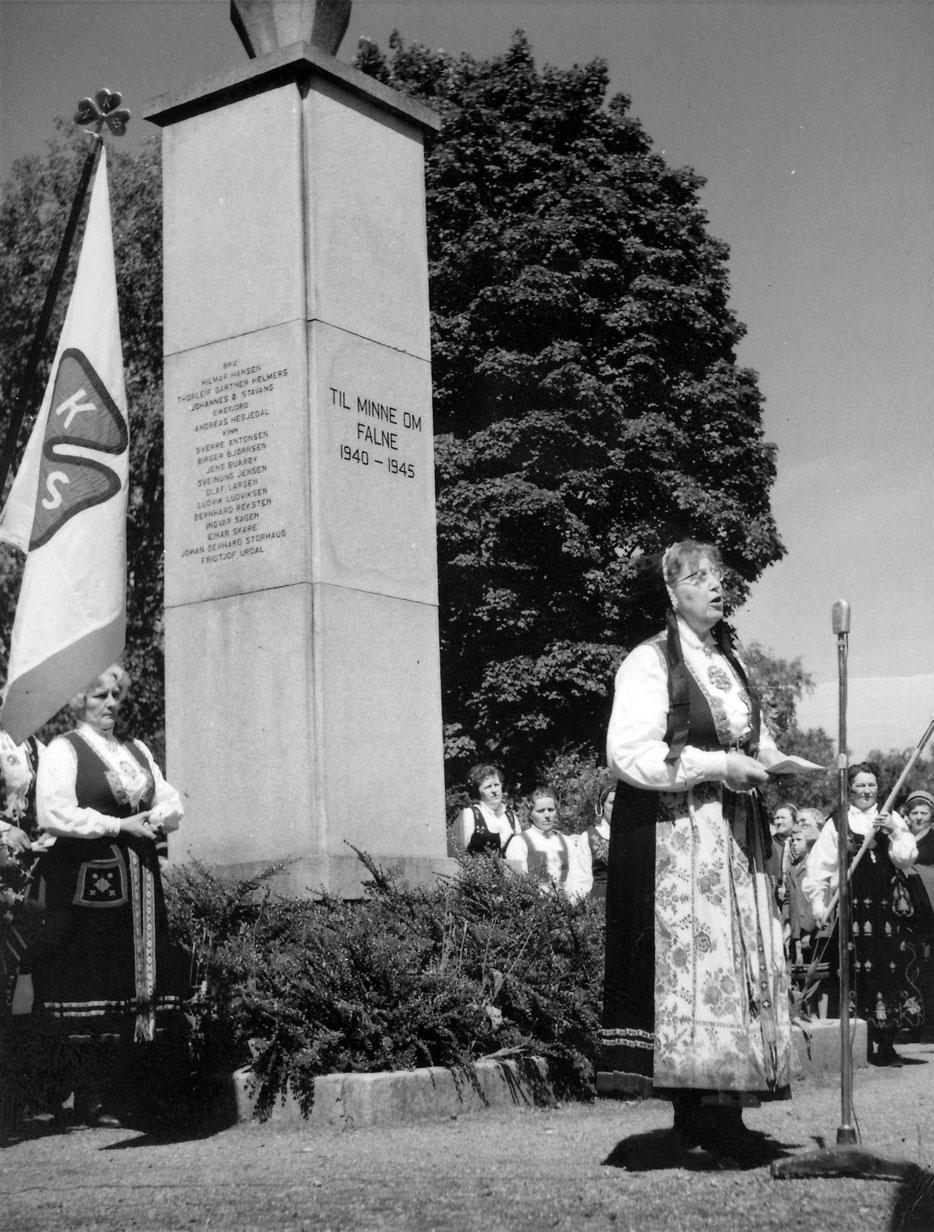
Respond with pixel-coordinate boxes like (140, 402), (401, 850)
(144, 39), (441, 136)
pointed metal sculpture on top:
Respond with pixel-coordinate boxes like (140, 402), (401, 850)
(0, 89), (130, 497)
(771, 602), (914, 1183)
(230, 0), (352, 58)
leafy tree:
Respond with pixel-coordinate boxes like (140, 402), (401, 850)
(741, 641), (834, 812)
(0, 126), (166, 757)
(1, 33), (795, 786)
(356, 32), (784, 784)
(767, 725), (836, 814)
(741, 642), (813, 742)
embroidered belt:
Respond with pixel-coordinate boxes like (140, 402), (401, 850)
(655, 780), (722, 823)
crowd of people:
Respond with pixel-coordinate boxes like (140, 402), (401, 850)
(451, 539), (934, 1166)
(4, 541), (934, 1162)
(452, 765), (599, 902)
(450, 750), (934, 1072)
(769, 775), (934, 1061)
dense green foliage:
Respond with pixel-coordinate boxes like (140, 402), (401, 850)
(741, 641), (835, 812)
(0, 126), (165, 757)
(356, 32), (783, 782)
(1, 33), (801, 785)
(165, 852), (604, 1116)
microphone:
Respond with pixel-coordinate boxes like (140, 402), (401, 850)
(832, 600), (850, 636)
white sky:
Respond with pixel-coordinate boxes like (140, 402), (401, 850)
(2, 0), (933, 746)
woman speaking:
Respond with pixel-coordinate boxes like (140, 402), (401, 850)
(597, 541), (793, 1164)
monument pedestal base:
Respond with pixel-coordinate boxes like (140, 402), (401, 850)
(203, 854), (460, 899)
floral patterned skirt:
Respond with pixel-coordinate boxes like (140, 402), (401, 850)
(598, 783), (792, 1099)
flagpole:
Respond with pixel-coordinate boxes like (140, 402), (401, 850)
(0, 132), (103, 497)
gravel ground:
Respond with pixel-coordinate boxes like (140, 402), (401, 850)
(4, 1045), (934, 1232)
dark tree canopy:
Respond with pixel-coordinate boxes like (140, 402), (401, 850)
(356, 32), (783, 782)
(1, 33), (787, 784)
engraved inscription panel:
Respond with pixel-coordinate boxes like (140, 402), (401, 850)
(164, 329), (306, 607)
(166, 325), (439, 609)
(312, 327), (438, 605)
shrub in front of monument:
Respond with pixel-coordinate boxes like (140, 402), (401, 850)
(165, 850), (603, 1119)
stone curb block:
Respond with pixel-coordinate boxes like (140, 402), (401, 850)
(222, 1056), (555, 1129)
(214, 1021), (866, 1130)
(792, 1018), (868, 1082)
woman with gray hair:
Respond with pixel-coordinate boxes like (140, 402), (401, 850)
(31, 663), (186, 1127)
(597, 540), (794, 1165)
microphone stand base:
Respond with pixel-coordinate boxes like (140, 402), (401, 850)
(771, 1145), (915, 1182)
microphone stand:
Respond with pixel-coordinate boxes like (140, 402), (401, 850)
(772, 602), (912, 1182)
(833, 600), (857, 1146)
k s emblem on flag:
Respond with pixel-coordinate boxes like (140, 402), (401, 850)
(30, 346), (129, 551)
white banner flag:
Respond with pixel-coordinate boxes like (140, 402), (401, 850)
(0, 148), (129, 742)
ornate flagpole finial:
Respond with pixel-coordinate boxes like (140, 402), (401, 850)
(73, 90), (131, 138)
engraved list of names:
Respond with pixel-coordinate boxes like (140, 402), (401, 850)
(167, 345), (300, 605)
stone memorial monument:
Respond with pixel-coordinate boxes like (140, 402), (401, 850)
(145, 0), (450, 895)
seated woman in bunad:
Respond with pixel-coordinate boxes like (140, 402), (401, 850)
(597, 540), (794, 1164)
(32, 664), (186, 1127)
(585, 786), (614, 903)
(903, 790), (934, 1042)
(452, 762), (522, 855)
(505, 787), (592, 903)
(803, 761), (921, 1065)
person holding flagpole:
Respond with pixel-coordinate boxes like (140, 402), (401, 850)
(0, 138), (189, 1127)
(802, 761), (921, 1064)
(31, 663), (187, 1128)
